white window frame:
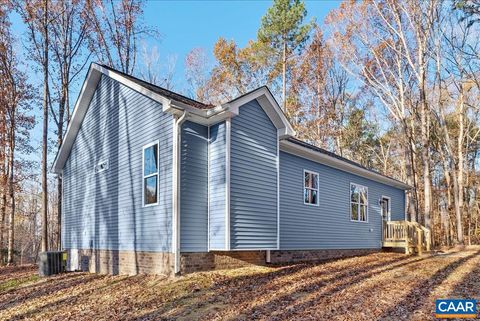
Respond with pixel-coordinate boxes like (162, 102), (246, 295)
(142, 141), (159, 207)
(350, 182), (368, 223)
(303, 169), (319, 206)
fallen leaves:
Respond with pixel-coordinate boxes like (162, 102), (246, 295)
(0, 247), (479, 321)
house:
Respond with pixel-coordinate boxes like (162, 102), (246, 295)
(52, 63), (428, 276)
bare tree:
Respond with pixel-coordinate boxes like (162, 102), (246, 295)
(85, 0), (156, 74)
(49, 0), (90, 250)
(17, 0), (51, 252)
(0, 1), (34, 263)
(139, 43), (177, 89)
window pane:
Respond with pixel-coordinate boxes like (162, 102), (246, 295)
(311, 190), (318, 205)
(351, 184), (359, 202)
(144, 145), (158, 176)
(351, 203), (358, 220)
(305, 172), (311, 188)
(360, 205), (367, 221)
(311, 173), (318, 189)
(360, 188), (368, 205)
(304, 189), (309, 204)
(144, 176), (158, 205)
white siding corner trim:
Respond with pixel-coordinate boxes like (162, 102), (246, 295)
(173, 112), (187, 274)
(225, 118), (231, 251)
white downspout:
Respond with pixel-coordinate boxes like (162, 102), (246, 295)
(173, 111), (187, 275)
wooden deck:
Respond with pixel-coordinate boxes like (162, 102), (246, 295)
(383, 220), (431, 254)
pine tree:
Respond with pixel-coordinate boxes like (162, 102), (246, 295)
(256, 0), (314, 109)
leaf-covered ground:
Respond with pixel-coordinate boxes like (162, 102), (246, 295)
(0, 247), (479, 321)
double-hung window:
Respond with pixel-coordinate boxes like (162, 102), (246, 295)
(143, 142), (159, 206)
(350, 183), (368, 222)
(304, 170), (319, 206)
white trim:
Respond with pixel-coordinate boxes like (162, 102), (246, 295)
(142, 140), (160, 207)
(350, 182), (369, 223)
(172, 112), (187, 274)
(226, 87), (295, 138)
(280, 140), (411, 190)
(52, 64), (295, 174)
(303, 169), (320, 206)
(60, 170), (64, 250)
(207, 125), (211, 251)
(228, 248), (278, 251)
(225, 118), (231, 251)
(52, 66), (102, 173)
(276, 130), (280, 250)
(381, 195), (392, 221)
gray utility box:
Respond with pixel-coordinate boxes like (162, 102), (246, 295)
(38, 251), (67, 277)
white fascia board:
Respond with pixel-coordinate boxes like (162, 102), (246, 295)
(51, 66), (102, 173)
(280, 140), (411, 190)
(51, 63), (187, 173)
(226, 87), (295, 137)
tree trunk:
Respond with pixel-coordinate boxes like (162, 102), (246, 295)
(6, 143), (14, 265)
(0, 132), (6, 263)
(282, 40), (287, 110)
(56, 76), (67, 250)
(0, 192), (5, 263)
(419, 59), (432, 231)
(41, 0), (49, 253)
(456, 84), (465, 244)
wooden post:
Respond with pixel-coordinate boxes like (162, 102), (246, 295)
(417, 229), (423, 255)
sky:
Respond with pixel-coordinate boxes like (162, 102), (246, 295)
(142, 0), (340, 91)
(9, 0), (341, 165)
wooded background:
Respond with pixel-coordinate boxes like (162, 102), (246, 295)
(1, 0), (479, 265)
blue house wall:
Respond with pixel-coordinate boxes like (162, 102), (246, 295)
(208, 121), (227, 250)
(230, 100), (278, 250)
(180, 121), (208, 252)
(62, 73), (408, 258)
(279, 151), (405, 250)
(62, 74), (173, 253)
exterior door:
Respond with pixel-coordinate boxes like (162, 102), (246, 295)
(381, 197), (391, 241)
(381, 197), (391, 222)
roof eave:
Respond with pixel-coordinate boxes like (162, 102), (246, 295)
(279, 140), (412, 190)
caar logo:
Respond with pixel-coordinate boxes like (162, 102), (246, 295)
(435, 299), (477, 319)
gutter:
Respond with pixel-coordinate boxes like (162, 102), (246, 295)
(173, 110), (187, 275)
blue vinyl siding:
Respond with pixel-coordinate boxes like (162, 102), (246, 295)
(180, 121), (208, 252)
(62, 74), (173, 252)
(208, 122), (227, 250)
(279, 151), (406, 250)
(230, 100), (278, 249)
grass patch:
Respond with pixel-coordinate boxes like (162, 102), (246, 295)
(0, 274), (39, 292)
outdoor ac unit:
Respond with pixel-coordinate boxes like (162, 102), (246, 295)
(38, 251), (67, 277)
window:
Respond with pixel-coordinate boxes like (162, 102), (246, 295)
(143, 142), (159, 206)
(350, 183), (368, 222)
(304, 170), (319, 206)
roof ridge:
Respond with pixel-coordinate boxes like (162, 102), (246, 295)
(97, 63), (213, 109)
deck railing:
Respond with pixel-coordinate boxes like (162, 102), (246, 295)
(383, 220), (431, 254)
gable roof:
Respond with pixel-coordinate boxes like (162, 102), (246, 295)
(51, 63), (295, 173)
(51, 63), (410, 190)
